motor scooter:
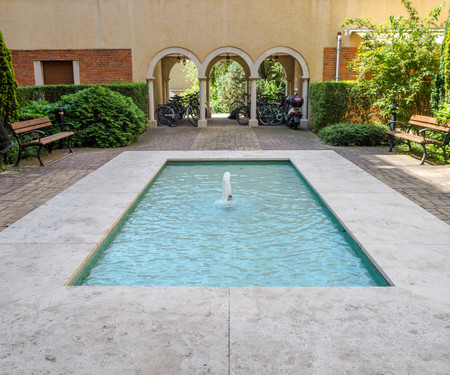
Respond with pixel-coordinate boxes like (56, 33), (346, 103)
(284, 95), (304, 130)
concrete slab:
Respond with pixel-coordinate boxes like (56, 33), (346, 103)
(229, 287), (449, 375)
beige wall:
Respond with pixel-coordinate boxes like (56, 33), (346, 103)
(0, 0), (446, 83)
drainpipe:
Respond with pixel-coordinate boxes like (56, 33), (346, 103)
(335, 32), (342, 81)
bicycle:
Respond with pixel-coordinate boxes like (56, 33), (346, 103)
(235, 94), (270, 125)
(155, 92), (200, 127)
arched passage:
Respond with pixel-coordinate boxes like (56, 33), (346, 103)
(146, 47), (201, 127)
(197, 47), (254, 126)
(255, 47), (310, 123)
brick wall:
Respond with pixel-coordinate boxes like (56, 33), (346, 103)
(323, 47), (358, 81)
(11, 49), (132, 86)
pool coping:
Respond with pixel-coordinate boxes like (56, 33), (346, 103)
(1, 150), (449, 374)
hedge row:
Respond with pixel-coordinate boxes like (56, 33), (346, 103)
(309, 81), (375, 130)
(17, 82), (149, 117)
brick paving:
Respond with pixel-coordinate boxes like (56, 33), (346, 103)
(1, 119), (449, 231)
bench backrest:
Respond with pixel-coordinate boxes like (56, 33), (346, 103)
(409, 115), (450, 133)
(9, 117), (52, 135)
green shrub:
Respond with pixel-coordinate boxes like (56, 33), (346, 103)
(61, 86), (146, 148)
(17, 82), (149, 117)
(310, 81), (374, 130)
(0, 30), (20, 167)
(18, 100), (58, 121)
(317, 122), (389, 147)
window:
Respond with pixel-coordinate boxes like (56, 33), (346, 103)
(42, 61), (74, 85)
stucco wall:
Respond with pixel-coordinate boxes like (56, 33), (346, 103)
(0, 0), (445, 83)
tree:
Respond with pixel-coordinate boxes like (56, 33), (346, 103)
(257, 61), (286, 100)
(431, 9), (450, 110)
(0, 30), (19, 125)
(341, 0), (445, 121)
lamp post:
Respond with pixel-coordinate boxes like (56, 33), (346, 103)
(56, 105), (67, 149)
(389, 104), (398, 123)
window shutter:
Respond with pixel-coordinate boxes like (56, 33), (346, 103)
(42, 61), (74, 85)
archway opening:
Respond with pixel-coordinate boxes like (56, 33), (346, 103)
(257, 58), (286, 102)
(209, 59), (246, 115)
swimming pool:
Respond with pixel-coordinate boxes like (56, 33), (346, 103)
(75, 161), (388, 287)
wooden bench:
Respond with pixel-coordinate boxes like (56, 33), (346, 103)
(387, 115), (450, 165)
(8, 117), (75, 166)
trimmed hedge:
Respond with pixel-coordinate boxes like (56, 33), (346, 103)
(61, 86), (147, 148)
(310, 81), (374, 130)
(17, 82), (149, 117)
(317, 122), (389, 147)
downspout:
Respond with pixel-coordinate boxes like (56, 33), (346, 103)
(335, 32), (342, 81)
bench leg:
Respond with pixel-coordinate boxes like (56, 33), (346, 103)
(37, 145), (45, 167)
(419, 144), (428, 165)
(388, 134), (394, 152)
(68, 137), (74, 153)
(14, 147), (23, 167)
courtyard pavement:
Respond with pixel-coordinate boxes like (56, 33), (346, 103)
(1, 118), (449, 230)
(0, 118), (449, 374)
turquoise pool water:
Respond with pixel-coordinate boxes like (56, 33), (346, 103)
(77, 162), (388, 287)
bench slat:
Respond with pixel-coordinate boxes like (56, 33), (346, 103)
(387, 130), (444, 146)
(408, 120), (450, 133)
(21, 131), (75, 147)
(409, 115), (440, 125)
(10, 117), (53, 134)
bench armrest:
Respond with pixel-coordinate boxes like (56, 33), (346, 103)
(386, 121), (411, 132)
(19, 129), (46, 139)
(419, 127), (447, 140)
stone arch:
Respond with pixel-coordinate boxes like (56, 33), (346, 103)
(146, 47), (201, 79)
(254, 47), (311, 123)
(146, 47), (201, 126)
(199, 47), (253, 78)
(192, 47), (253, 126)
(253, 46), (309, 78)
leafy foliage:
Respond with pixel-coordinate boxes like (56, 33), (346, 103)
(317, 122), (389, 146)
(182, 59), (286, 114)
(0, 29), (20, 166)
(340, 0), (445, 122)
(257, 61), (286, 100)
(0, 30), (19, 125)
(431, 9), (450, 110)
(18, 100), (58, 121)
(310, 81), (374, 130)
(210, 61), (246, 113)
(61, 86), (146, 148)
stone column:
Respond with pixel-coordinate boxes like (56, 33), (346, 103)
(206, 78), (212, 118)
(162, 79), (170, 104)
(198, 78), (207, 128)
(249, 78), (258, 127)
(301, 76), (310, 125)
(286, 80), (292, 96)
(147, 78), (157, 128)
(245, 78), (250, 104)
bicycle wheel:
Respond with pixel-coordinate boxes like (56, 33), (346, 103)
(236, 105), (250, 125)
(229, 100), (245, 114)
(259, 107), (274, 126)
(271, 107), (284, 126)
(187, 105), (200, 127)
(155, 105), (176, 127)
